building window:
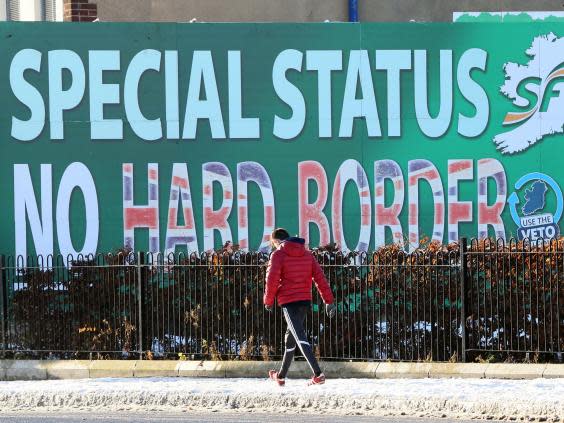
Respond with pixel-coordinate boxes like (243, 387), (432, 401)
(4, 0), (63, 21)
(43, 0), (56, 21)
(7, 0), (19, 21)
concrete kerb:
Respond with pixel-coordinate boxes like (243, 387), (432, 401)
(484, 363), (547, 379)
(0, 360), (562, 381)
(320, 361), (379, 378)
(177, 360), (227, 378)
(543, 363), (564, 378)
(219, 360), (380, 379)
(89, 360), (136, 378)
(134, 360), (179, 378)
(222, 360), (272, 378)
(44, 360), (90, 380)
(1, 360), (47, 381)
(428, 363), (488, 378)
(375, 362), (432, 378)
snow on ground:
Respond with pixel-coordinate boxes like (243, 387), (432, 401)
(0, 377), (563, 421)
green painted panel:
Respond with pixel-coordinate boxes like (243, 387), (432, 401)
(1, 22), (563, 258)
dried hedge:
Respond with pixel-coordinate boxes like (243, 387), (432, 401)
(465, 239), (564, 361)
(2, 239), (563, 362)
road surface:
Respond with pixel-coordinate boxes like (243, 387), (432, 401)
(0, 413), (502, 423)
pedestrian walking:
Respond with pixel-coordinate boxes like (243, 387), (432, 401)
(263, 228), (337, 386)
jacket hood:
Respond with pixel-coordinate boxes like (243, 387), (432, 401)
(280, 237), (306, 257)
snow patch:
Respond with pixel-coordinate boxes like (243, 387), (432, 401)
(0, 377), (563, 420)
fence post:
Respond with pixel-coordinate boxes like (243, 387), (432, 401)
(0, 255), (6, 356)
(459, 238), (469, 362)
(136, 252), (145, 360)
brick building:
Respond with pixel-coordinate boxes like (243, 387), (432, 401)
(1, 0), (564, 22)
(1, 0), (97, 21)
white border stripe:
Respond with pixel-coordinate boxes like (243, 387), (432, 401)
(283, 308), (315, 373)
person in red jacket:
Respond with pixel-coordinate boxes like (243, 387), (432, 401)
(263, 228), (336, 386)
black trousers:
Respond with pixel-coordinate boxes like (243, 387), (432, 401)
(278, 302), (322, 378)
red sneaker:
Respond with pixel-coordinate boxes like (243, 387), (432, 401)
(308, 373), (326, 385)
(268, 370), (285, 386)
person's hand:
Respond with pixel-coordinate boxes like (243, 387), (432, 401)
(265, 304), (273, 313)
(325, 303), (337, 319)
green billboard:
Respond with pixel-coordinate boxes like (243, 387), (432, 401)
(2, 22), (563, 258)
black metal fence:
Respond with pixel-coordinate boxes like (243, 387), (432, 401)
(465, 239), (563, 360)
(0, 238), (562, 362)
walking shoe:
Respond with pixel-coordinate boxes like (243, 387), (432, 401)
(268, 370), (285, 386)
(308, 373), (325, 385)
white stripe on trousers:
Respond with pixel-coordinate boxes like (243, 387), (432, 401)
(282, 307), (315, 373)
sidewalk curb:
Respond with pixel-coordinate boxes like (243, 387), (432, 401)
(484, 363), (548, 379)
(0, 360), (560, 381)
(543, 363), (564, 378)
(428, 362), (488, 378)
(2, 360), (47, 381)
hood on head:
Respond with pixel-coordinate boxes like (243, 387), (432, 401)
(280, 237), (306, 257)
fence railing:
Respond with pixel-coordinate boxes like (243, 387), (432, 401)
(0, 238), (562, 362)
(466, 239), (563, 359)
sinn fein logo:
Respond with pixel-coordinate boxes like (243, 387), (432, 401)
(508, 172), (563, 241)
(494, 33), (564, 154)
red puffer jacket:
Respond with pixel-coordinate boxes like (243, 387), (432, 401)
(263, 237), (334, 307)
